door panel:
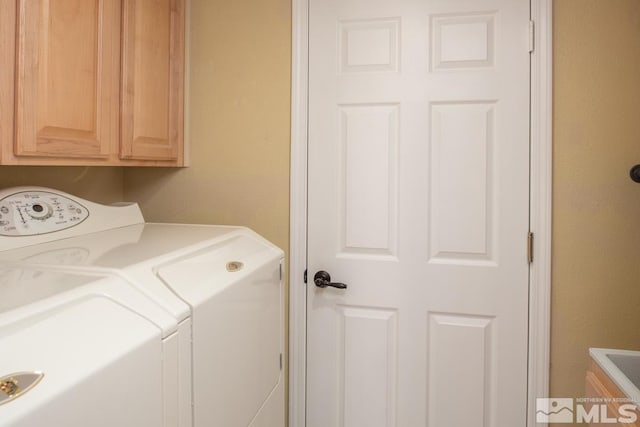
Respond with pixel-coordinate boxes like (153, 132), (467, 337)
(429, 101), (496, 263)
(120, 0), (184, 161)
(427, 313), (494, 426)
(340, 103), (398, 257)
(340, 306), (397, 427)
(307, 0), (530, 426)
(14, 0), (119, 158)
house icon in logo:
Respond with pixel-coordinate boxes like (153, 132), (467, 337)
(536, 398), (574, 423)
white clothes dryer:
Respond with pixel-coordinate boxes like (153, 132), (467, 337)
(0, 187), (285, 427)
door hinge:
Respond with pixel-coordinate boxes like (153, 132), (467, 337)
(280, 353), (283, 370)
(304, 269), (307, 284)
(279, 262), (283, 281)
(528, 20), (535, 53)
(527, 232), (534, 264)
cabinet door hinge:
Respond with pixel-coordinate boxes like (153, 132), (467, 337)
(304, 269), (307, 284)
(528, 20), (535, 53)
(527, 232), (534, 264)
(280, 353), (283, 370)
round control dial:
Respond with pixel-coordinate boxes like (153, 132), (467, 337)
(25, 203), (53, 220)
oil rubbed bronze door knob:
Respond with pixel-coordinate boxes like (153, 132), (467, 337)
(313, 270), (347, 289)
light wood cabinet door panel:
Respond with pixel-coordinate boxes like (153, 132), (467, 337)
(586, 361), (640, 427)
(14, 0), (120, 159)
(121, 0), (184, 161)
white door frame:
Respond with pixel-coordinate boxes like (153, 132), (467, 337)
(288, 1), (553, 425)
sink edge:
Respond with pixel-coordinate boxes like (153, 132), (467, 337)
(590, 347), (640, 406)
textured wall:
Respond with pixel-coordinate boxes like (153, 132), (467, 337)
(552, 0), (640, 417)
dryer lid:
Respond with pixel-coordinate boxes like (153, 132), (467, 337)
(155, 234), (282, 307)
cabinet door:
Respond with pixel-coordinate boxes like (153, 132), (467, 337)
(586, 362), (640, 427)
(121, 0), (184, 161)
(14, 0), (120, 159)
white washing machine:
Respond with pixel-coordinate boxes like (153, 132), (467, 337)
(0, 187), (285, 427)
(0, 266), (181, 427)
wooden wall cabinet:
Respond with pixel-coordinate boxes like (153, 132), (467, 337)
(0, 0), (185, 166)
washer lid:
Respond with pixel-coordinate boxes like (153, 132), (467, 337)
(0, 265), (177, 336)
(0, 296), (163, 427)
(0, 223), (246, 268)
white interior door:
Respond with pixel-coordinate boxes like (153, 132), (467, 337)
(306, 0), (531, 426)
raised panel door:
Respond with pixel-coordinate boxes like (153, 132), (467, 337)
(14, 0), (120, 159)
(307, 0), (531, 425)
(120, 0), (184, 162)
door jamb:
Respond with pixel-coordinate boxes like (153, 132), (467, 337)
(527, 1), (553, 426)
(289, 0), (310, 425)
(289, 1), (553, 425)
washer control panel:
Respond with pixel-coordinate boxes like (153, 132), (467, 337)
(0, 191), (89, 237)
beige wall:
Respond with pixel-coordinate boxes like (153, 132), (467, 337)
(0, 167), (123, 203)
(4, 1), (640, 421)
(552, 0), (640, 415)
(123, 0), (291, 255)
